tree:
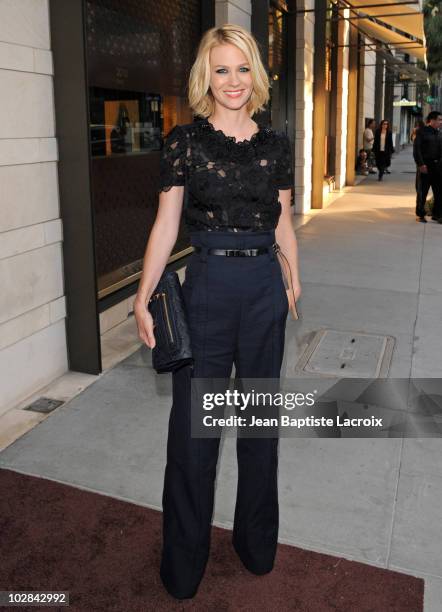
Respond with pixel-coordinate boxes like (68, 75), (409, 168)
(424, 1), (442, 75)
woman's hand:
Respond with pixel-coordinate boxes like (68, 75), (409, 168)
(286, 279), (302, 320)
(287, 279), (302, 309)
(133, 296), (156, 349)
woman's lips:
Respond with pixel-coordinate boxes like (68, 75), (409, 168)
(224, 90), (244, 98)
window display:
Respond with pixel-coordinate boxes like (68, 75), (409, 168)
(84, 0), (201, 297)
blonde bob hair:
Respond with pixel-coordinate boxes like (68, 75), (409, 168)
(188, 24), (270, 118)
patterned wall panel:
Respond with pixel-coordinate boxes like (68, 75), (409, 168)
(86, 0), (201, 93)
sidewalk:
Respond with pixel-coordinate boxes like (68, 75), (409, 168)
(1, 146), (441, 610)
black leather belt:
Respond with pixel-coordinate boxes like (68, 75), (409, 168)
(194, 245), (274, 257)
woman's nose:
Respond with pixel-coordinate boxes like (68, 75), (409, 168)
(228, 73), (242, 86)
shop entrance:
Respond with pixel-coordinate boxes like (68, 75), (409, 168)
(50, 0), (212, 373)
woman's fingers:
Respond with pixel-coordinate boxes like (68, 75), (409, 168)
(286, 283), (301, 308)
(145, 313), (156, 348)
(134, 299), (156, 349)
(291, 283), (302, 302)
(145, 324), (156, 349)
(286, 289), (295, 308)
(142, 313), (156, 349)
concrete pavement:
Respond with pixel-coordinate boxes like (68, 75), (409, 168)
(1, 146), (441, 610)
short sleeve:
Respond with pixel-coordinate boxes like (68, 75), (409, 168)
(158, 124), (187, 193)
(274, 134), (294, 190)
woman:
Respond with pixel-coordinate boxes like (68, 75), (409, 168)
(363, 118), (376, 173)
(373, 119), (395, 181)
(133, 24), (301, 600)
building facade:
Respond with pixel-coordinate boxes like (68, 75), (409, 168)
(0, 0), (426, 415)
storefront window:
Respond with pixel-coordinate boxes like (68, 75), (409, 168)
(89, 88), (163, 157)
(268, 3), (288, 132)
(85, 0), (201, 297)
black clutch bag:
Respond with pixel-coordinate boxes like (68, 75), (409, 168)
(147, 270), (193, 373)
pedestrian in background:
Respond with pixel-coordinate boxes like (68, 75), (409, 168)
(363, 119), (377, 174)
(411, 118), (425, 143)
(412, 118), (427, 221)
(413, 110), (442, 223)
(356, 149), (369, 175)
(373, 119), (395, 181)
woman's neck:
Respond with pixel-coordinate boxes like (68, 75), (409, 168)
(207, 108), (257, 138)
(207, 115), (258, 141)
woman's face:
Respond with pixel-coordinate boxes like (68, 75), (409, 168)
(208, 43), (253, 112)
(381, 121), (389, 130)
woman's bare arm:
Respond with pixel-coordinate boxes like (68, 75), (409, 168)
(133, 186), (184, 348)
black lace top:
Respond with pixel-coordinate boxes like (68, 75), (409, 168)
(158, 117), (294, 232)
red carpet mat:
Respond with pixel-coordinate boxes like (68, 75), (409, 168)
(0, 468), (423, 611)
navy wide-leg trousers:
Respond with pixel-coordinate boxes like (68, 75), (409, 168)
(160, 229), (289, 599)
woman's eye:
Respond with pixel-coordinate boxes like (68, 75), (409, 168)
(215, 67), (250, 74)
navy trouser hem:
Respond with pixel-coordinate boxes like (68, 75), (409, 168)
(232, 534), (277, 575)
(159, 566), (200, 600)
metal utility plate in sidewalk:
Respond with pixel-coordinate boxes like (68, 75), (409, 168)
(295, 329), (395, 378)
